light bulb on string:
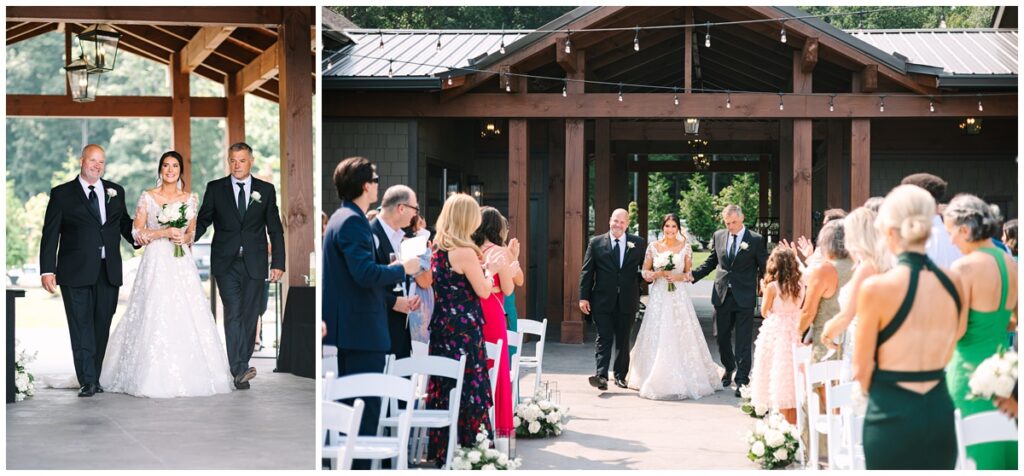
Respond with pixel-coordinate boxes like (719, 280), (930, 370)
(673, 88), (679, 106)
(562, 80), (568, 97)
(929, 98), (935, 113)
(829, 94), (835, 112)
(780, 21), (787, 43)
(505, 73), (511, 93)
(978, 98), (983, 112)
(564, 30), (572, 54)
(778, 93), (784, 111)
(633, 26), (640, 52)
(618, 83), (624, 102)
(705, 22), (711, 48)
(387, 59), (394, 78)
(436, 34), (442, 51)
(378, 30), (384, 49)
(879, 96), (885, 113)
(726, 92), (731, 109)
(499, 36), (506, 55)
(447, 75), (453, 86)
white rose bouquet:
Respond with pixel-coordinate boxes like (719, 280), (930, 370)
(156, 199), (196, 257)
(14, 339), (37, 402)
(514, 392), (569, 438)
(652, 250), (678, 292)
(746, 412), (800, 469)
(738, 386), (768, 418)
(967, 349), (1018, 401)
(450, 424), (522, 470)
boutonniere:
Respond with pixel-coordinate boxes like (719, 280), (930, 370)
(106, 188), (117, 203)
(626, 241), (635, 249)
(249, 191), (262, 205)
(739, 242), (749, 251)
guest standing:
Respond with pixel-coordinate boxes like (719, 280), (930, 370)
(797, 220), (854, 362)
(901, 173), (962, 267)
(369, 185), (422, 360)
(855, 184), (965, 470)
(1003, 219), (1018, 260)
(943, 194), (1018, 470)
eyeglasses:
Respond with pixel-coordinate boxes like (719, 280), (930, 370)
(369, 176), (380, 184)
(402, 203), (420, 212)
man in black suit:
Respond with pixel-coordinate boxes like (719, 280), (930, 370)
(369, 185), (422, 360)
(691, 204), (768, 397)
(579, 208), (646, 391)
(39, 144), (137, 397)
(193, 142), (285, 390)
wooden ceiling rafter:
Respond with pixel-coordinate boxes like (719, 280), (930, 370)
(6, 6), (287, 28)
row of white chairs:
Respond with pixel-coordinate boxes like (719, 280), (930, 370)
(790, 343), (1017, 471)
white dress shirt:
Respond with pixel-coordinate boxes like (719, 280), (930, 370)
(79, 175), (107, 259)
(232, 174), (253, 207)
(927, 214), (963, 268)
(609, 233), (627, 267)
(727, 226), (746, 258)
(378, 218), (405, 258)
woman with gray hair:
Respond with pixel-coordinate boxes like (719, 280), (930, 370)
(942, 193), (1018, 470)
(798, 220), (855, 363)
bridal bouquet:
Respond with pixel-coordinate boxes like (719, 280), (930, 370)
(966, 348), (1018, 401)
(746, 412), (800, 469)
(514, 393), (569, 438)
(450, 424), (522, 470)
(157, 199), (196, 257)
(738, 386), (768, 418)
(14, 339), (37, 402)
(652, 251), (678, 292)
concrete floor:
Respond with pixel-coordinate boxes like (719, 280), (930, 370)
(512, 280), (763, 470)
(6, 358), (315, 470)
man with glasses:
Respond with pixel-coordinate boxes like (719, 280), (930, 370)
(370, 184), (422, 359)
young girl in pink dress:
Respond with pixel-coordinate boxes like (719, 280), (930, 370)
(749, 246), (804, 423)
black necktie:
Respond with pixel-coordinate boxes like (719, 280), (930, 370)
(613, 238), (622, 268)
(87, 185), (100, 220)
(237, 182), (246, 217)
(728, 234), (738, 262)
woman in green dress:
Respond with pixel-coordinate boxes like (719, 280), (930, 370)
(943, 194), (1018, 470)
(854, 185), (967, 470)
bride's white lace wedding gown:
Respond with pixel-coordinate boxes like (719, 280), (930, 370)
(627, 242), (723, 400)
(99, 192), (233, 398)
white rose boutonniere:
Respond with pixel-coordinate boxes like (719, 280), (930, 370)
(626, 241), (635, 249)
(249, 190), (262, 205)
(106, 188), (117, 203)
(739, 241), (749, 251)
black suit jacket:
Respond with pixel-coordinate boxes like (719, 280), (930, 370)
(579, 232), (646, 316)
(690, 228), (768, 308)
(369, 218), (410, 313)
(194, 176), (286, 279)
(39, 178), (135, 287)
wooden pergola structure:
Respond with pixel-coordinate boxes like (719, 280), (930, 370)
(327, 6), (1018, 343)
(7, 6), (315, 288)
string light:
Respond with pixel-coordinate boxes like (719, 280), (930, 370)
(436, 34), (442, 51)
(879, 96), (885, 112)
(780, 21), (787, 43)
(829, 94), (835, 112)
(978, 97), (983, 112)
(633, 26), (640, 51)
(725, 92), (731, 109)
(929, 97), (935, 113)
(673, 87), (679, 106)
(778, 93), (784, 111)
(387, 59), (394, 78)
(618, 83), (624, 102)
(705, 22), (711, 48)
(562, 79), (568, 97)
(499, 34), (506, 55)
(564, 30), (572, 54)
(447, 74), (453, 86)
(504, 73), (511, 93)
(378, 30), (384, 49)
(939, 9), (947, 28)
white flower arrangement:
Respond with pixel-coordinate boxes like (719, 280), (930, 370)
(967, 349), (1018, 401)
(739, 241), (749, 251)
(250, 190), (262, 205)
(450, 424), (521, 470)
(746, 412), (800, 469)
(514, 392), (569, 439)
(14, 339), (37, 402)
(651, 250), (678, 292)
(105, 188), (117, 203)
(737, 386), (768, 418)
(156, 200), (196, 257)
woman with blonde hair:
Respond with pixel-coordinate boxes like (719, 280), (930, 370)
(855, 184), (965, 469)
(425, 194), (507, 466)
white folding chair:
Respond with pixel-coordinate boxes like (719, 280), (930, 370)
(823, 381), (864, 470)
(322, 345), (339, 378)
(324, 373), (417, 470)
(322, 399), (364, 470)
(382, 354), (467, 469)
(506, 330), (522, 404)
(804, 359), (845, 470)
(954, 409), (1018, 470)
(791, 343), (813, 468)
(516, 319), (548, 398)
(484, 339), (504, 429)
(410, 340), (429, 357)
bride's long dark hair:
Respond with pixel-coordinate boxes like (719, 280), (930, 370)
(661, 213), (687, 245)
(158, 151), (185, 189)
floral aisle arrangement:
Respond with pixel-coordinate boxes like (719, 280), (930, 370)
(738, 386), (768, 418)
(652, 250), (678, 291)
(514, 393), (569, 438)
(451, 425), (522, 470)
(967, 349), (1018, 401)
(746, 412), (800, 469)
(14, 339), (37, 402)
(156, 198), (196, 257)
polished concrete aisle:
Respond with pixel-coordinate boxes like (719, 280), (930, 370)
(6, 359), (315, 469)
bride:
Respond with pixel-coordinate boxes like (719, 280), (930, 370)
(99, 151), (233, 398)
(628, 213), (723, 400)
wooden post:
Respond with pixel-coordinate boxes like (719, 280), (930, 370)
(779, 122), (793, 240)
(826, 119), (844, 209)
(170, 51), (191, 191)
(793, 119), (813, 240)
(546, 119), (565, 338)
(64, 29), (72, 97)
(562, 118), (585, 344)
(594, 119), (611, 234)
(278, 6), (313, 287)
(637, 154), (649, 241)
(508, 118), (529, 321)
(225, 73), (246, 175)
(850, 119), (871, 207)
(684, 7), (693, 93)
(759, 154), (770, 219)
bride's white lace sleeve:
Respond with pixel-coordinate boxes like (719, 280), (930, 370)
(131, 192), (149, 242)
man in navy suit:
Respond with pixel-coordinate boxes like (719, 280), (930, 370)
(322, 156), (420, 454)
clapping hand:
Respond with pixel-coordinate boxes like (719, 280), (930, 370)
(796, 236), (815, 260)
(508, 238), (521, 260)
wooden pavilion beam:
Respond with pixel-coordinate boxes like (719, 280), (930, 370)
(508, 118), (530, 321)
(562, 118), (586, 344)
(7, 6), (287, 27)
(7, 95), (226, 117)
(328, 92), (1016, 119)
(801, 37), (819, 73)
(594, 119), (612, 235)
(850, 120), (871, 207)
(278, 6), (314, 287)
(684, 7), (693, 93)
(170, 51), (192, 191)
(181, 26), (237, 73)
(546, 119), (566, 338)
(239, 41), (279, 94)
(6, 21), (57, 44)
(225, 73), (246, 147)
(826, 119), (846, 209)
(791, 50), (813, 240)
(626, 160), (765, 173)
(604, 121), (779, 141)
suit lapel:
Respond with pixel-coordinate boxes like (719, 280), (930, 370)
(227, 178), (243, 222)
(73, 179), (103, 225)
(371, 219), (394, 262)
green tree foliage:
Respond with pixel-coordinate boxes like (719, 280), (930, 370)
(627, 201), (639, 234)
(678, 173), (718, 244)
(331, 6), (576, 30)
(647, 172), (676, 235)
(804, 5), (995, 29)
(715, 173), (760, 228)
(6, 177), (28, 269)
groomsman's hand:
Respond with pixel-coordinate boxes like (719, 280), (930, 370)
(269, 268), (284, 282)
(41, 274), (58, 294)
(579, 299), (591, 315)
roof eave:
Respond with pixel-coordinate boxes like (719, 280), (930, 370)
(324, 76), (441, 91)
(774, 6), (908, 73)
(938, 74), (1019, 90)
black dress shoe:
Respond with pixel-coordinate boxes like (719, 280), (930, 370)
(614, 378), (628, 389)
(96, 385), (104, 393)
(734, 388), (743, 398)
(235, 380), (251, 390)
(722, 376), (732, 388)
(588, 375), (608, 391)
(78, 383), (97, 397)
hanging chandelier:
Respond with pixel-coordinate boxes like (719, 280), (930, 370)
(64, 56), (100, 103)
(77, 24), (121, 72)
